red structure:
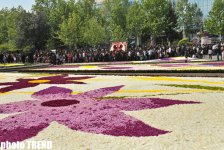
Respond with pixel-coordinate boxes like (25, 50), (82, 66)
(110, 42), (127, 52)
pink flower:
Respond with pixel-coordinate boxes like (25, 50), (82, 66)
(0, 86), (199, 142)
(101, 66), (132, 70)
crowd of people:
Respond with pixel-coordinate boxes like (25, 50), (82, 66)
(0, 43), (224, 65)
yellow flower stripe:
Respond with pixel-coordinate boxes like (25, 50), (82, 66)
(80, 66), (98, 69)
(0, 89), (219, 96)
(0, 64), (24, 67)
(132, 61), (141, 64)
(28, 80), (50, 84)
(133, 76), (224, 85)
(118, 89), (215, 93)
(71, 92), (81, 95)
(0, 92), (34, 95)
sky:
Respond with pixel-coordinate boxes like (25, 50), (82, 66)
(0, 0), (214, 17)
(0, 0), (35, 11)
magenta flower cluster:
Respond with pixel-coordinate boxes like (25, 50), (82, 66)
(0, 85), (199, 142)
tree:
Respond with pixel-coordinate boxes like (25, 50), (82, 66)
(33, 11), (51, 49)
(105, 0), (129, 42)
(188, 3), (203, 35)
(17, 10), (50, 50)
(111, 25), (126, 42)
(33, 0), (74, 49)
(176, 0), (190, 38)
(143, 0), (169, 45)
(76, 0), (96, 19)
(205, 0), (224, 41)
(57, 12), (82, 48)
(0, 7), (25, 50)
(110, 0), (129, 31)
(0, 9), (9, 45)
(7, 7), (25, 50)
(176, 0), (203, 38)
(127, 0), (145, 46)
(16, 12), (35, 49)
(165, 2), (179, 44)
(32, 0), (51, 13)
(81, 17), (106, 47)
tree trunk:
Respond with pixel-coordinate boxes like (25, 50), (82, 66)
(167, 37), (171, 47)
(74, 43), (77, 49)
(183, 27), (187, 38)
(150, 35), (156, 46)
(136, 34), (141, 47)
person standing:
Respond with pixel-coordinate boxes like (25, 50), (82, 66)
(184, 45), (188, 62)
(208, 45), (213, 60)
(217, 43), (222, 61)
(221, 45), (224, 61)
(0, 52), (4, 63)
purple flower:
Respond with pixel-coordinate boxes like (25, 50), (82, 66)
(101, 66), (132, 70)
(0, 75), (93, 93)
(0, 86), (199, 142)
(154, 63), (191, 67)
(202, 62), (224, 66)
(50, 65), (80, 68)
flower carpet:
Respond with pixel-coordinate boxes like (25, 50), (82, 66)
(30, 61), (224, 72)
(60, 57), (211, 66)
(0, 73), (223, 149)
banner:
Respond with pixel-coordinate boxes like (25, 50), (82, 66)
(201, 36), (212, 45)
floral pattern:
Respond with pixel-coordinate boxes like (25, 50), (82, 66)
(0, 74), (93, 93)
(35, 61), (224, 71)
(0, 85), (199, 142)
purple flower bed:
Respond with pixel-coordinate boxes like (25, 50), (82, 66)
(154, 63), (191, 68)
(0, 85), (200, 142)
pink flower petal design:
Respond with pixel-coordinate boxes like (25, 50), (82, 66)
(0, 86), (200, 142)
(57, 110), (168, 137)
(103, 98), (200, 111)
(76, 85), (124, 99)
(32, 86), (74, 100)
(0, 113), (50, 142)
(0, 101), (39, 114)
